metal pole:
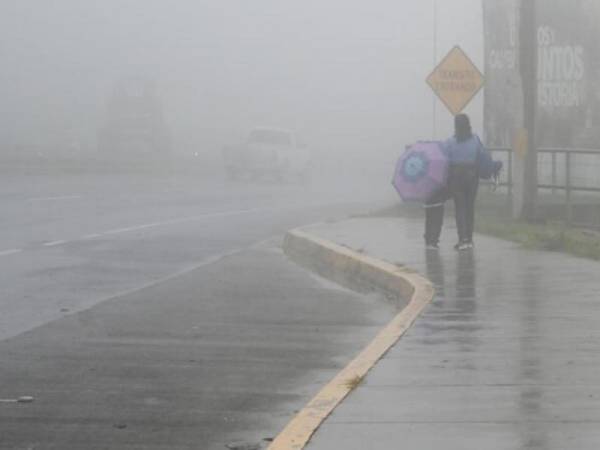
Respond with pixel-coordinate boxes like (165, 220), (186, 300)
(432, 0), (438, 139)
(551, 151), (557, 194)
(508, 149), (513, 199)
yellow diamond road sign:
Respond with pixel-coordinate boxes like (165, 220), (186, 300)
(426, 46), (484, 116)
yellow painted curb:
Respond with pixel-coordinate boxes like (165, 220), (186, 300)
(269, 229), (435, 450)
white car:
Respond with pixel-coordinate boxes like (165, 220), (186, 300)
(223, 128), (311, 181)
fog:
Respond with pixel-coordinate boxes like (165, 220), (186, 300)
(0, 0), (483, 176)
(8, 5), (588, 449)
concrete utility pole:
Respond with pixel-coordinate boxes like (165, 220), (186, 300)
(519, 0), (538, 221)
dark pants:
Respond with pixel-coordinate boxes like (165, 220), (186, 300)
(449, 165), (479, 243)
(424, 187), (450, 245)
(424, 165), (478, 245)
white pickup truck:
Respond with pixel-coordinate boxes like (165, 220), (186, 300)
(222, 128), (311, 181)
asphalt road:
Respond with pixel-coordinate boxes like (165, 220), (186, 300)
(0, 171), (394, 449)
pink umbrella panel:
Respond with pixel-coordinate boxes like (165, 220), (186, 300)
(392, 141), (449, 202)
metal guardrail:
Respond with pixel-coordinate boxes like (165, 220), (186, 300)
(487, 146), (600, 224)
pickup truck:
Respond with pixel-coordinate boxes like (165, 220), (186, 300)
(222, 128), (311, 181)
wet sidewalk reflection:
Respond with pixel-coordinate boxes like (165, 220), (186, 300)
(307, 217), (600, 450)
(423, 243), (559, 449)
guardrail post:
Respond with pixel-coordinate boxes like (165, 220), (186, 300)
(566, 151), (572, 224)
(507, 149), (513, 203)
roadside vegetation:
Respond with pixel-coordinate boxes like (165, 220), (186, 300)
(376, 193), (600, 261)
(472, 190), (600, 261)
(475, 214), (600, 261)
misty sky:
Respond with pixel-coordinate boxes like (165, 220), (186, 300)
(0, 0), (483, 165)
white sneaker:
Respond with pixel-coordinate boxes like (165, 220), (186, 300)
(456, 241), (473, 251)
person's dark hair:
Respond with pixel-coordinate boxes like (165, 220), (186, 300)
(454, 113), (472, 142)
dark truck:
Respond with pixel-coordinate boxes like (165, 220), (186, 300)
(98, 78), (170, 160)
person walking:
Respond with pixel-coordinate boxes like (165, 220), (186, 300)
(423, 114), (499, 250)
(445, 113), (492, 250)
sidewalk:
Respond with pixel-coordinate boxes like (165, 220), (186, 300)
(301, 216), (600, 449)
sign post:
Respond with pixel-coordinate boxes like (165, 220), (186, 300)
(426, 46), (484, 116)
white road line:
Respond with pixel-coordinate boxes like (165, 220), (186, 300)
(43, 240), (68, 247)
(103, 223), (159, 235)
(0, 249), (22, 257)
(163, 207), (268, 225)
(101, 207), (267, 236)
(27, 195), (82, 202)
(9, 207), (270, 254)
(82, 234), (103, 240)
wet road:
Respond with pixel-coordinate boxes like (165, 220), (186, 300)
(0, 172), (390, 340)
(0, 172), (394, 449)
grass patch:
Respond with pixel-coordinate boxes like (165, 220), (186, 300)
(344, 374), (365, 391)
(475, 214), (600, 261)
(374, 197), (600, 261)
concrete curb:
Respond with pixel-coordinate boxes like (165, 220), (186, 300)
(268, 228), (435, 450)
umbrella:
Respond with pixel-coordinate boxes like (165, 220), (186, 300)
(392, 141), (448, 202)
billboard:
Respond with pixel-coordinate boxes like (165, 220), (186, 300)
(484, 0), (600, 149)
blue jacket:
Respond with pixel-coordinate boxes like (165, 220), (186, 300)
(443, 134), (501, 179)
(443, 134), (484, 164)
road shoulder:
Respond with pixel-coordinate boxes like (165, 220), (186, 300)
(268, 228), (434, 450)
